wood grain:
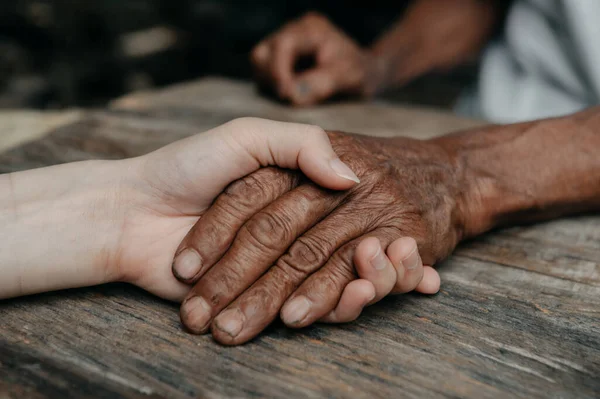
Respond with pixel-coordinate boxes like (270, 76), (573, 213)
(0, 111), (82, 153)
(0, 78), (598, 399)
(110, 77), (485, 138)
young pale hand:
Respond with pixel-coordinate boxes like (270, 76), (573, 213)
(2, 117), (439, 334)
(0, 118), (355, 300)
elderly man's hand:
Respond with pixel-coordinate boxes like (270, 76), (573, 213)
(173, 130), (471, 344)
(251, 12), (380, 106)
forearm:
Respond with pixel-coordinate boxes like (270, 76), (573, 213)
(0, 160), (125, 299)
(366, 0), (500, 93)
(436, 107), (600, 237)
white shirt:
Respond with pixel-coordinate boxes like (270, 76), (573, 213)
(456, 0), (600, 123)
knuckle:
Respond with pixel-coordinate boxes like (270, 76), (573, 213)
(242, 211), (293, 250)
(292, 272), (340, 306)
(278, 235), (330, 275)
(223, 172), (272, 207)
(224, 173), (255, 197)
(191, 214), (232, 250)
(332, 242), (359, 271)
(200, 267), (244, 308)
(218, 184), (254, 217)
(249, 268), (296, 307)
(224, 167), (295, 204)
(287, 185), (325, 212)
(319, 264), (354, 297)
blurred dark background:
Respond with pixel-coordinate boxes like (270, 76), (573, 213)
(0, 0), (474, 109)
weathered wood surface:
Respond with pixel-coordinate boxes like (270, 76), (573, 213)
(0, 111), (82, 153)
(0, 78), (598, 399)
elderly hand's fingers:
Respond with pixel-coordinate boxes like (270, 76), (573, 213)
(387, 237), (426, 294)
(173, 120), (361, 283)
(206, 206), (371, 344)
(279, 227), (400, 329)
(180, 185), (348, 335)
(172, 167), (299, 283)
(173, 122), (363, 284)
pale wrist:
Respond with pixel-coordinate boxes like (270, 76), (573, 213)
(0, 159), (131, 298)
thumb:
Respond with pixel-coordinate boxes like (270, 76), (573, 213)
(219, 117), (359, 191)
(139, 118), (358, 215)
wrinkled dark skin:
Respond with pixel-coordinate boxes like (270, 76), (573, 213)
(176, 131), (468, 344)
(175, 106), (600, 345)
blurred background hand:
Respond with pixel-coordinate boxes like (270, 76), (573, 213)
(251, 12), (378, 106)
(250, 0), (501, 107)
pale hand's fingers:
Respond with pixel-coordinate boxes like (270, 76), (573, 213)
(416, 266), (441, 294)
(387, 237), (432, 294)
(280, 227), (400, 329)
(319, 267), (441, 325)
(318, 279), (376, 324)
(316, 236), (442, 325)
(318, 236), (398, 324)
(352, 236), (398, 303)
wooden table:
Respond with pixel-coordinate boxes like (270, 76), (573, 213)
(1, 78), (598, 399)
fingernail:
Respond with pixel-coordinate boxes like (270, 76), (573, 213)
(330, 158), (360, 183)
(181, 296), (212, 333)
(405, 247), (420, 270)
(370, 245), (389, 270)
(282, 296), (311, 325)
(173, 249), (203, 280)
(214, 309), (245, 338)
